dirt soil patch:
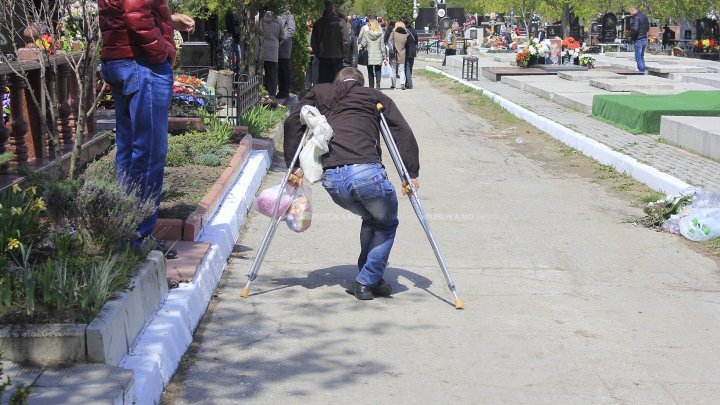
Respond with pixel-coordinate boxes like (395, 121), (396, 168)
(417, 69), (719, 260)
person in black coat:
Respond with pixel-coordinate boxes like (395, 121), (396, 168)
(401, 16), (417, 89)
(311, 0), (351, 83)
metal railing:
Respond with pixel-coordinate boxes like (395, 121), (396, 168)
(169, 70), (260, 127)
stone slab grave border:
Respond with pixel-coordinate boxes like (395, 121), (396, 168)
(660, 116), (720, 160)
(428, 66), (690, 195)
(0, 251), (167, 365)
(119, 121), (283, 405)
(152, 133), (254, 242)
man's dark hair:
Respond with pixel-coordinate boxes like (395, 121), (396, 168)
(337, 10), (346, 19)
(400, 16), (409, 25)
(324, 0), (334, 11)
(335, 67), (365, 86)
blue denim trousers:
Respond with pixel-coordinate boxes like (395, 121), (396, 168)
(101, 57), (173, 238)
(634, 37), (648, 72)
(321, 164), (399, 287)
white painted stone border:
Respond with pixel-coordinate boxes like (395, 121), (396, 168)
(425, 66), (691, 195)
(120, 150), (271, 405)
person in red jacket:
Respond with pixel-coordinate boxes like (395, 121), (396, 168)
(99, 0), (194, 256)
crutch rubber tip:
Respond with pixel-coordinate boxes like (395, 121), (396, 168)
(240, 287), (250, 298)
(454, 298), (464, 309)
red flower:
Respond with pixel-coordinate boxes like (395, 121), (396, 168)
(711, 39), (716, 47)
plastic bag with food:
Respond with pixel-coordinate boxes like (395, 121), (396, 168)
(252, 184), (294, 219)
(286, 185), (313, 232)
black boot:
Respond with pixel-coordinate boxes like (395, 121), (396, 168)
(346, 280), (374, 300)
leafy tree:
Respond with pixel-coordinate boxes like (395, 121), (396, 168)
(386, 0), (412, 20)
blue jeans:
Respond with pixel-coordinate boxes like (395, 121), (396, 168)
(321, 164), (399, 288)
(634, 37), (648, 72)
(101, 57), (173, 238)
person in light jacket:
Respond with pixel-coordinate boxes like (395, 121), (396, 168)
(360, 18), (385, 89)
(388, 21), (408, 90)
(277, 5), (295, 98)
(263, 11), (285, 97)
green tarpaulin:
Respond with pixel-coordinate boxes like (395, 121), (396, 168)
(591, 90), (720, 134)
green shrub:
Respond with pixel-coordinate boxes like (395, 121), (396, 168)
(165, 143), (188, 167)
(240, 104), (287, 137)
(216, 145), (236, 157)
(194, 153), (222, 166)
(75, 175), (157, 250)
(206, 115), (234, 144)
(168, 130), (224, 160)
(16, 166), (81, 222)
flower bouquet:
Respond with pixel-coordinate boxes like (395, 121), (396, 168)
(170, 74), (217, 116)
(561, 37), (582, 64)
(516, 38), (550, 67)
(694, 39), (718, 52)
(579, 55), (595, 68)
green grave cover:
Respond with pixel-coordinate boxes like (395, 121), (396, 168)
(591, 90), (720, 134)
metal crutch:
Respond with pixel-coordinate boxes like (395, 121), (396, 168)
(240, 127), (310, 298)
(376, 103), (464, 309)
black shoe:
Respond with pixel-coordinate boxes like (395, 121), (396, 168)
(149, 237), (176, 259)
(375, 83), (381, 89)
(155, 245), (178, 259)
(276, 93), (290, 99)
(346, 281), (374, 300)
(372, 282), (392, 297)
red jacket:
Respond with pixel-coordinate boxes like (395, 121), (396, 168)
(99, 0), (175, 64)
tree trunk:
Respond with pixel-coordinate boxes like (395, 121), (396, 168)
(562, 3), (570, 40)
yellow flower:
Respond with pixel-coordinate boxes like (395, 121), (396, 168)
(12, 184), (21, 193)
(702, 39), (710, 48)
(34, 199), (46, 210)
(25, 186), (37, 197)
(10, 207), (20, 215)
(7, 238), (19, 250)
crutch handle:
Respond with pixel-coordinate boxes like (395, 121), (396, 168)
(376, 103), (384, 111)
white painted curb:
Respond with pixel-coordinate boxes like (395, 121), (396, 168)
(425, 66), (691, 195)
(120, 150), (271, 405)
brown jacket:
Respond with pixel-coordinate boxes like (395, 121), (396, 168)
(284, 80), (420, 178)
(99, 0), (175, 64)
(389, 28), (408, 64)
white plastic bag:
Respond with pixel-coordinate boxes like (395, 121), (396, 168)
(298, 105), (334, 184)
(679, 208), (720, 242)
(381, 60), (393, 78)
(252, 184), (293, 219)
(285, 185), (312, 232)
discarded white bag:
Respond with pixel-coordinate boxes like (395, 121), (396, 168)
(679, 208), (720, 242)
(298, 105), (334, 183)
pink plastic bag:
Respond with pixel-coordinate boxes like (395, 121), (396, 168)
(252, 184), (293, 219)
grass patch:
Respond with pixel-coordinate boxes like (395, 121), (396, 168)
(702, 239), (720, 258)
(560, 147), (577, 156)
(639, 191), (666, 204)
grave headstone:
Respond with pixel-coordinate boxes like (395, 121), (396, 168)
(679, 20), (693, 40)
(662, 25), (676, 46)
(547, 25), (563, 38)
(601, 13), (618, 43)
(528, 23), (539, 38)
(696, 18), (714, 39)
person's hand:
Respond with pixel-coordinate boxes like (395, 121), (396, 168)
(287, 167), (304, 188)
(172, 14), (196, 34)
(401, 178), (419, 195)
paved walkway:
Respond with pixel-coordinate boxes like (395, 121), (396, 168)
(437, 59), (720, 192)
(164, 69), (720, 404)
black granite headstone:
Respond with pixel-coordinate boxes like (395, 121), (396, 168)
(528, 23), (539, 38)
(696, 18), (713, 39)
(547, 25), (563, 38)
(601, 13), (617, 43)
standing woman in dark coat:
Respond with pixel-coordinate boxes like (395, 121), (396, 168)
(401, 16), (417, 89)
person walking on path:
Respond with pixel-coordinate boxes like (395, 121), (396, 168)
(360, 18), (385, 89)
(443, 21), (459, 66)
(388, 21), (409, 90)
(263, 11), (284, 97)
(283, 67), (420, 300)
(401, 16), (417, 89)
(629, 6), (650, 73)
(277, 5), (295, 99)
(350, 14), (362, 38)
(337, 10), (358, 68)
(99, 0), (194, 258)
(310, 0), (350, 84)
